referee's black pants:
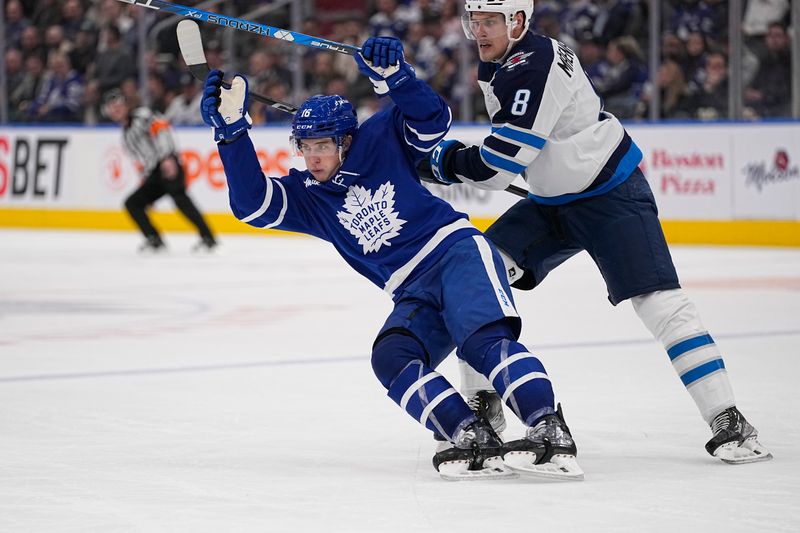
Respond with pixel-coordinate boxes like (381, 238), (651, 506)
(124, 157), (215, 244)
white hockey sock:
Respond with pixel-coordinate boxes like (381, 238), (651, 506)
(457, 359), (495, 397)
(631, 289), (735, 424)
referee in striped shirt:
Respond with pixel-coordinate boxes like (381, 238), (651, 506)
(104, 90), (217, 252)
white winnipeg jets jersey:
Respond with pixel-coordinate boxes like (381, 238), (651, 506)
(451, 31), (643, 205)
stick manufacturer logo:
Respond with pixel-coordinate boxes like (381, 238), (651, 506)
(275, 31), (295, 41)
(337, 181), (406, 254)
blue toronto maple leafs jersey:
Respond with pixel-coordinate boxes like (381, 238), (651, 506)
(451, 31), (643, 205)
(218, 78), (481, 298)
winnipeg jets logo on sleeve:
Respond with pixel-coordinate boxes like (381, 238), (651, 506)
(502, 51), (534, 71)
(337, 181), (407, 254)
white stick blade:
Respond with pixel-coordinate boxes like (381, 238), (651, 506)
(176, 20), (207, 67)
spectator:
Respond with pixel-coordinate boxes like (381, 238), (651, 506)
(43, 24), (68, 55)
(119, 77), (140, 109)
(742, 0), (790, 60)
(597, 0), (645, 46)
(306, 52), (338, 96)
(19, 25), (46, 63)
(5, 0), (31, 49)
(61, 0), (88, 41)
(661, 32), (687, 66)
(683, 31), (709, 90)
(260, 81), (293, 125)
(10, 54), (46, 121)
(82, 78), (103, 125)
(69, 22), (97, 77)
(147, 72), (169, 114)
(639, 60), (695, 119)
(369, 0), (419, 39)
(560, 0), (601, 43)
(32, 0), (62, 31)
(439, 0), (464, 46)
(95, 25), (136, 94)
(577, 33), (610, 87)
(593, 36), (648, 119)
(745, 22), (792, 118)
(164, 74), (204, 125)
(197, 40), (223, 73)
(689, 51), (729, 120)
(534, 9), (578, 50)
(4, 49), (26, 101)
(671, 0), (719, 42)
(247, 48), (292, 89)
(404, 21), (440, 81)
(29, 51), (85, 122)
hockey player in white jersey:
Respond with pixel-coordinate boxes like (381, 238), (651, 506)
(200, 36), (583, 480)
(421, 0), (771, 465)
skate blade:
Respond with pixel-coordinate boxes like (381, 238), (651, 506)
(715, 437), (774, 465)
(503, 452), (585, 481)
(438, 456), (518, 481)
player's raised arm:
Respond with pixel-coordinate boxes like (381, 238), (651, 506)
(354, 37), (452, 160)
(200, 70), (291, 229)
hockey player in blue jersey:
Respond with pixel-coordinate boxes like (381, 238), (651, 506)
(199, 36), (583, 480)
(421, 0), (771, 465)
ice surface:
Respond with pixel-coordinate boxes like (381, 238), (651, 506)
(1, 229), (798, 532)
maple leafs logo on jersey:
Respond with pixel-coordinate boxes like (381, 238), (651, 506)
(502, 51), (533, 71)
(337, 181), (407, 254)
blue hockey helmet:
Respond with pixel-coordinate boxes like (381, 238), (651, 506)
(291, 95), (358, 155)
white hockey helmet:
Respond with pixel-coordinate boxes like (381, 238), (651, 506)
(461, 0), (534, 41)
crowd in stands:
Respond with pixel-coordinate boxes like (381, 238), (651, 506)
(2, 0), (794, 125)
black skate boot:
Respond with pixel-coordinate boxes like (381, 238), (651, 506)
(138, 235), (165, 253)
(468, 390), (507, 434)
(433, 390), (506, 442)
(192, 236), (218, 253)
(432, 418), (516, 481)
(705, 406), (772, 464)
(502, 404), (584, 480)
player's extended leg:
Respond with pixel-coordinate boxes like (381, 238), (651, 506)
(124, 177), (166, 252)
(371, 330), (512, 480)
(632, 289), (772, 464)
(460, 320), (583, 480)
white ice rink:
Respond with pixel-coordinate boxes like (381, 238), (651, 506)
(1, 229), (799, 532)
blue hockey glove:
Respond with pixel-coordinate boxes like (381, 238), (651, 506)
(427, 139), (465, 185)
(200, 69), (252, 143)
(355, 37), (416, 95)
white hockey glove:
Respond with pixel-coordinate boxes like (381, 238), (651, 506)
(201, 69), (252, 143)
(354, 37), (416, 96)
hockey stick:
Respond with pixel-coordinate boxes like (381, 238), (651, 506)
(168, 12), (530, 198)
(115, 0), (360, 55)
(176, 20), (298, 114)
(500, 183), (528, 198)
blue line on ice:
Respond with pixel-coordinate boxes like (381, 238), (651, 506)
(1, 329), (798, 384)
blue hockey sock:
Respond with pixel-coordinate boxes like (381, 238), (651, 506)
(461, 322), (555, 426)
(387, 360), (476, 441)
(373, 332), (475, 440)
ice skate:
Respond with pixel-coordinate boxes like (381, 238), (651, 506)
(502, 404), (584, 481)
(433, 418), (517, 481)
(138, 235), (166, 254)
(191, 236), (218, 253)
(433, 390), (506, 443)
(705, 406), (772, 464)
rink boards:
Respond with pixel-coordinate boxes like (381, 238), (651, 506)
(0, 122), (798, 246)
